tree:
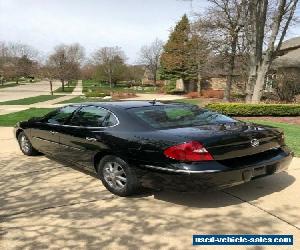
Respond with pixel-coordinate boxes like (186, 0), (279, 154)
(0, 42), (39, 84)
(188, 29), (210, 94)
(138, 39), (163, 86)
(197, 0), (247, 100)
(48, 43), (84, 91)
(92, 47), (127, 87)
(125, 65), (144, 85)
(160, 14), (197, 92)
(246, 0), (299, 103)
(39, 64), (56, 95)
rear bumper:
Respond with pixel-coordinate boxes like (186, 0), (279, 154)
(135, 147), (293, 191)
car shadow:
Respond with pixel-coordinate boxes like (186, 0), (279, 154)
(45, 156), (296, 208)
(151, 172), (295, 208)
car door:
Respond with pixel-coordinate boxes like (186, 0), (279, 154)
(30, 106), (78, 156)
(58, 105), (118, 169)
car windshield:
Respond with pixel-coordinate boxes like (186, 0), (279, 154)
(129, 104), (237, 129)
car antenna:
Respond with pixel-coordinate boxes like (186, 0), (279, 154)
(149, 99), (156, 105)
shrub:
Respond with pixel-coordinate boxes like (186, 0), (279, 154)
(206, 103), (300, 116)
(186, 92), (199, 99)
(111, 92), (137, 99)
(85, 92), (109, 98)
(201, 89), (224, 99)
(167, 89), (186, 95)
(273, 70), (300, 102)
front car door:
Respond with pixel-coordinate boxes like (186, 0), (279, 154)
(30, 106), (78, 156)
(58, 105), (119, 169)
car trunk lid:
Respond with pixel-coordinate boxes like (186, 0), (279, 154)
(160, 122), (283, 161)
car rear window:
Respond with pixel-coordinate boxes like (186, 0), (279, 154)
(129, 104), (237, 129)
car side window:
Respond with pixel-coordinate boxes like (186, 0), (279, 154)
(102, 113), (118, 127)
(47, 106), (77, 125)
(70, 106), (111, 127)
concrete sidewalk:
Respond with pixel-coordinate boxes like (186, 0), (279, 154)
(0, 81), (82, 115)
(0, 127), (300, 249)
(71, 80), (83, 95)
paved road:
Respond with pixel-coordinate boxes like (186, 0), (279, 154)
(0, 81), (61, 102)
(1, 127), (300, 250)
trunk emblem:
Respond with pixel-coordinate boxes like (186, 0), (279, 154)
(251, 138), (260, 147)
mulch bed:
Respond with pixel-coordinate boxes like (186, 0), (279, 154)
(236, 116), (300, 126)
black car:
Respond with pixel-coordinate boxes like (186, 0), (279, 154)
(15, 101), (293, 196)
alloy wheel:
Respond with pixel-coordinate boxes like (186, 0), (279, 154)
(103, 161), (127, 190)
(20, 135), (30, 153)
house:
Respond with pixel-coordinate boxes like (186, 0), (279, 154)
(272, 37), (300, 74)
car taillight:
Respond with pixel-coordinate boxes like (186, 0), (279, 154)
(163, 141), (213, 161)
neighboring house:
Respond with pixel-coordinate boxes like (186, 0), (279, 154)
(265, 37), (300, 92)
(141, 68), (164, 85)
(272, 37), (300, 75)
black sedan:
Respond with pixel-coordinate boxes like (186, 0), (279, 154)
(14, 101), (293, 196)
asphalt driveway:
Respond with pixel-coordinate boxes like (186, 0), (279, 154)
(1, 127), (300, 250)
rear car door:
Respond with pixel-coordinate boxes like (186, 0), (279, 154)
(30, 106), (78, 156)
(58, 105), (119, 169)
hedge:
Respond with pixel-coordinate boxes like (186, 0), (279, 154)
(206, 103), (300, 116)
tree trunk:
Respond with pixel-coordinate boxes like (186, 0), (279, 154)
(224, 37), (238, 101)
(109, 74), (112, 88)
(67, 80), (70, 88)
(50, 80), (53, 95)
(197, 72), (201, 96)
(251, 62), (269, 103)
(153, 74), (157, 86)
(245, 64), (257, 102)
(61, 79), (65, 91)
(16, 78), (19, 84)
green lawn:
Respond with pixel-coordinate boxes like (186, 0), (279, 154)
(0, 83), (20, 88)
(0, 108), (54, 126)
(172, 98), (202, 105)
(0, 95), (63, 105)
(245, 120), (300, 157)
(83, 80), (159, 96)
(56, 96), (108, 104)
(54, 80), (77, 93)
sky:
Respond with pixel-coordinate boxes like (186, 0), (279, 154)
(0, 0), (300, 63)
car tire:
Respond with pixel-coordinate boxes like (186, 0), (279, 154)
(97, 155), (140, 197)
(18, 131), (39, 156)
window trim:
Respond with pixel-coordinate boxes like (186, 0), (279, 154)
(43, 105), (79, 125)
(63, 105), (120, 129)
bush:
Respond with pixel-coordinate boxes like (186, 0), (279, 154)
(206, 103), (300, 116)
(186, 92), (199, 98)
(85, 92), (108, 98)
(273, 70), (300, 102)
(201, 89), (224, 99)
(167, 89), (186, 95)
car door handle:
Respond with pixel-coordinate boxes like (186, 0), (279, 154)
(86, 137), (97, 142)
(50, 131), (58, 135)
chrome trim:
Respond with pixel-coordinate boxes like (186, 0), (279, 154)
(143, 165), (220, 174)
(46, 106), (119, 129)
(32, 137), (59, 145)
(60, 143), (84, 151)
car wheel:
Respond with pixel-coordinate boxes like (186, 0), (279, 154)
(98, 155), (140, 196)
(18, 132), (39, 156)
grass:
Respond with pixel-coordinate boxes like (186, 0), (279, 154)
(56, 96), (108, 104)
(172, 98), (202, 105)
(0, 95), (63, 105)
(0, 83), (20, 88)
(54, 80), (77, 93)
(244, 119), (300, 157)
(0, 108), (54, 126)
(82, 80), (159, 95)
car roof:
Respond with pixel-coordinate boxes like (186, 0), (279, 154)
(76, 100), (174, 109)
